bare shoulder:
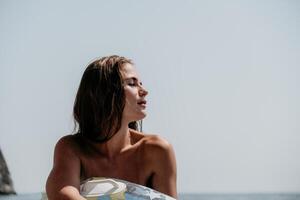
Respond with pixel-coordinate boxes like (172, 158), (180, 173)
(54, 135), (79, 154)
(129, 129), (174, 160)
(46, 134), (83, 199)
(130, 129), (171, 149)
(144, 135), (173, 152)
(131, 131), (177, 197)
(55, 134), (75, 147)
(52, 134), (82, 167)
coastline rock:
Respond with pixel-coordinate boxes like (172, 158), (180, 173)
(0, 149), (16, 195)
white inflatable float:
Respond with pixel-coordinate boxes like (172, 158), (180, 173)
(43, 177), (176, 200)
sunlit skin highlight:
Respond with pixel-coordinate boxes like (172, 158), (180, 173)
(46, 60), (177, 200)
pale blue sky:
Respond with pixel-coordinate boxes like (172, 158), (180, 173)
(1, 0), (300, 194)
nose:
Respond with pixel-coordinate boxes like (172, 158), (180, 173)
(139, 86), (148, 97)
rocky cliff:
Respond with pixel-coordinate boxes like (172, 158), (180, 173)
(0, 149), (16, 194)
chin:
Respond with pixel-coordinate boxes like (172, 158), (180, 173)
(124, 109), (147, 122)
(133, 112), (147, 121)
(137, 113), (147, 121)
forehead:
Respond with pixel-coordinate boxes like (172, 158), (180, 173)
(121, 63), (139, 78)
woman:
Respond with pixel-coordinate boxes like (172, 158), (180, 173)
(46, 55), (177, 199)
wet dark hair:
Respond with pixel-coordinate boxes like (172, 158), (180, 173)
(73, 55), (138, 142)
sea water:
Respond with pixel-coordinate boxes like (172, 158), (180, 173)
(178, 193), (300, 200)
(1, 193), (300, 200)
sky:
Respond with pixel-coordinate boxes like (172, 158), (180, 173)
(1, 0), (300, 194)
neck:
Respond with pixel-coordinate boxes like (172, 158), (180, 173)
(93, 120), (132, 160)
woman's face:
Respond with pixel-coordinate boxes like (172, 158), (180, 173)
(121, 63), (148, 123)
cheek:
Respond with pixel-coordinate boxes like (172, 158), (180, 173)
(124, 88), (137, 101)
(124, 96), (136, 112)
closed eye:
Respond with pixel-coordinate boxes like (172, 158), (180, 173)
(124, 77), (142, 87)
(128, 82), (136, 86)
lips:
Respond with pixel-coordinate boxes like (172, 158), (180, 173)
(137, 100), (147, 106)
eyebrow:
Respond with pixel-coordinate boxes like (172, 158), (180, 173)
(124, 77), (139, 82)
(124, 77), (143, 84)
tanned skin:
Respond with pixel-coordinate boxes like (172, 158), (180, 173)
(46, 129), (177, 200)
(46, 63), (177, 199)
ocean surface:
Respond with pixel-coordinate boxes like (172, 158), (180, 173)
(0, 193), (300, 200)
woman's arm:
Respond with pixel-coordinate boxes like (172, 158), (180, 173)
(46, 136), (85, 200)
(147, 135), (177, 199)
